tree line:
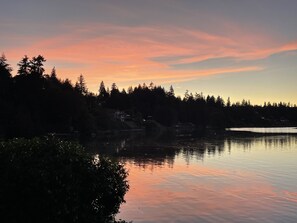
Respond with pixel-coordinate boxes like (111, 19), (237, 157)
(1, 54), (297, 138)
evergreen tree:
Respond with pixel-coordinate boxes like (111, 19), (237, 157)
(127, 86), (133, 94)
(216, 96), (224, 107)
(121, 88), (127, 94)
(29, 55), (46, 75)
(184, 90), (190, 101)
(98, 81), (109, 102)
(0, 53), (12, 77)
(98, 81), (106, 95)
(75, 74), (88, 95)
(17, 55), (30, 76)
(167, 85), (175, 97)
(0, 53), (12, 97)
(227, 97), (231, 107)
(50, 67), (57, 79)
(111, 83), (119, 95)
(111, 83), (118, 91)
(149, 82), (154, 90)
(62, 78), (73, 90)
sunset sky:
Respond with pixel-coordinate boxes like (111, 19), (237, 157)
(1, 0), (297, 104)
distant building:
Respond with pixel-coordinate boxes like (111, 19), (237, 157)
(114, 111), (131, 122)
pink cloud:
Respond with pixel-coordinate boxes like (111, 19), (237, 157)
(4, 23), (297, 92)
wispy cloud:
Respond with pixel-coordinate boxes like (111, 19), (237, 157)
(4, 23), (297, 91)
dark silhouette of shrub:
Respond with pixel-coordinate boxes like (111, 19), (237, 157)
(0, 137), (129, 223)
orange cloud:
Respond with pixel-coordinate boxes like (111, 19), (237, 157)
(4, 23), (297, 92)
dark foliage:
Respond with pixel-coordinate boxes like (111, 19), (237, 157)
(0, 137), (129, 223)
(1, 54), (297, 138)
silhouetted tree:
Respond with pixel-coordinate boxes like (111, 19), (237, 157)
(75, 74), (88, 95)
(127, 86), (133, 94)
(111, 83), (118, 92)
(167, 85), (175, 97)
(149, 82), (154, 90)
(0, 53), (12, 96)
(17, 55), (30, 76)
(227, 97), (231, 107)
(98, 81), (109, 104)
(184, 90), (190, 101)
(99, 81), (107, 95)
(0, 54), (13, 135)
(29, 55), (46, 75)
(216, 96), (224, 107)
(1, 54), (297, 137)
(50, 67), (57, 78)
(0, 53), (11, 69)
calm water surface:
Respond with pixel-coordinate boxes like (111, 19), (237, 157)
(89, 134), (297, 223)
(227, 127), (297, 133)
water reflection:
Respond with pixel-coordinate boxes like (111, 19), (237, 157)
(227, 127), (297, 134)
(87, 137), (227, 168)
(87, 135), (297, 223)
(87, 135), (297, 168)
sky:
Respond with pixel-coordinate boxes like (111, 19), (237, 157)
(1, 0), (297, 104)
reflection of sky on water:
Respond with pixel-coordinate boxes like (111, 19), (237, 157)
(122, 166), (289, 222)
(227, 127), (297, 133)
(88, 135), (297, 222)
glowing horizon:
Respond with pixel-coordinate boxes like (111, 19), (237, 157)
(1, 0), (297, 105)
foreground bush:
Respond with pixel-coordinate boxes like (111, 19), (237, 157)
(0, 137), (129, 223)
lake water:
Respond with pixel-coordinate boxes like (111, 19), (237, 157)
(89, 133), (297, 222)
(226, 127), (297, 134)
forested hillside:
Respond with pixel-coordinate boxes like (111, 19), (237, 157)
(1, 54), (297, 138)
